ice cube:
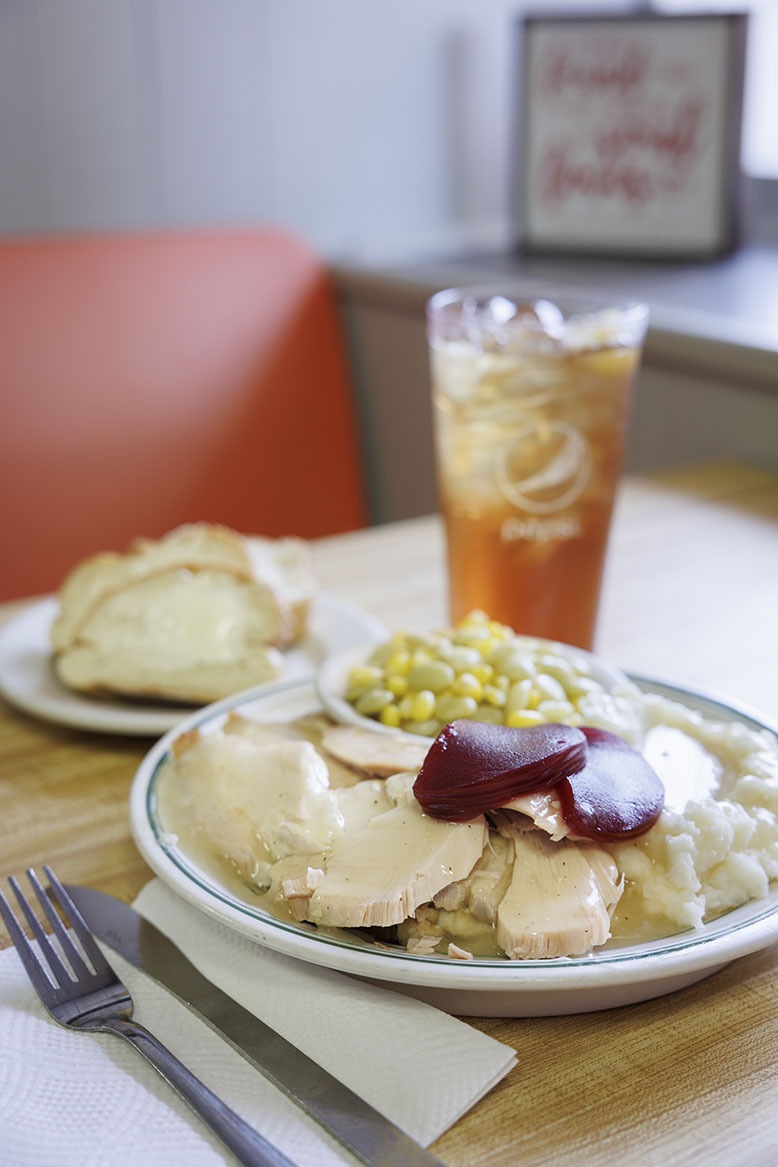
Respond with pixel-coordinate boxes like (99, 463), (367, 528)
(484, 299), (565, 356)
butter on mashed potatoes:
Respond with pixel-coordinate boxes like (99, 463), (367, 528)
(605, 692), (778, 941)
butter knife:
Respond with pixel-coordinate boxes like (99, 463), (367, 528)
(66, 885), (446, 1167)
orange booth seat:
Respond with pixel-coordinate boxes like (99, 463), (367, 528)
(0, 229), (368, 601)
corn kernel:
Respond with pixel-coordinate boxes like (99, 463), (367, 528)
(526, 687), (542, 710)
(482, 684), (507, 708)
(534, 673), (567, 702)
(380, 704), (402, 728)
(347, 665), (384, 690)
(435, 694), (478, 722)
(410, 690), (436, 721)
(490, 645), (536, 681)
(506, 708), (546, 728)
(453, 672), (483, 701)
(446, 646), (483, 673)
(506, 678), (533, 713)
(403, 718), (441, 737)
(355, 688), (393, 715)
(536, 699), (577, 722)
(387, 675), (408, 697)
(408, 659), (455, 693)
(386, 650), (411, 676)
(454, 627), (493, 647)
(410, 649), (432, 668)
(472, 704), (504, 724)
(568, 676), (604, 701)
(536, 654), (574, 687)
(398, 694), (415, 720)
(459, 609), (489, 626)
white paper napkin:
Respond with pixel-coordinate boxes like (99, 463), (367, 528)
(0, 879), (517, 1166)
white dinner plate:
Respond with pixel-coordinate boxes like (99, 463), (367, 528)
(0, 594), (386, 737)
(129, 674), (778, 1017)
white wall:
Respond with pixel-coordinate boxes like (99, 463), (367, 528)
(0, 0), (629, 263)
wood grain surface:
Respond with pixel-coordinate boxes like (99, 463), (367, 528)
(2, 459), (777, 1167)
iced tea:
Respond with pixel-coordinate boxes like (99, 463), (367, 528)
(428, 289), (648, 649)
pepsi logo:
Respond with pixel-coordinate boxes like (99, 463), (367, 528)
(495, 421), (592, 514)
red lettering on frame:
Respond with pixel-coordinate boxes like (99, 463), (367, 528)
(595, 100), (703, 165)
(542, 146), (655, 206)
(542, 40), (650, 98)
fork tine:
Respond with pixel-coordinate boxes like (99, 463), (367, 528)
(0, 884), (68, 999)
(26, 868), (94, 982)
(9, 874), (52, 948)
(43, 866), (110, 977)
(9, 873), (78, 991)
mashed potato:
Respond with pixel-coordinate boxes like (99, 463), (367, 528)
(605, 693), (778, 940)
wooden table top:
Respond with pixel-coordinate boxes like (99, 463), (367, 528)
(2, 458), (777, 1167)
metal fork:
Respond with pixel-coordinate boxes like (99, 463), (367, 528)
(0, 867), (297, 1167)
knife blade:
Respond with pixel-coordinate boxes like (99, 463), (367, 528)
(66, 885), (446, 1167)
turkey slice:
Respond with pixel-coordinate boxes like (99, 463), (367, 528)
(497, 832), (623, 959)
(160, 732), (343, 885)
(319, 725), (429, 778)
(495, 790), (572, 842)
(305, 775), (488, 929)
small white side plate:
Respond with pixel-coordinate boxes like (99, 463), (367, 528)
(0, 595), (385, 737)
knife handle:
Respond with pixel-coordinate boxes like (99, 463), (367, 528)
(96, 1016), (298, 1167)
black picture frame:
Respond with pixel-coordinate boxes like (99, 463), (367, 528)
(516, 11), (748, 259)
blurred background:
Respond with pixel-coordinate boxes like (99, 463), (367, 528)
(1, 0), (775, 256)
(2, 0), (777, 544)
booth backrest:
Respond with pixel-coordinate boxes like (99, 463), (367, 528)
(0, 229), (367, 600)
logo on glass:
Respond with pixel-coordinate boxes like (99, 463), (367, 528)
(495, 421), (592, 515)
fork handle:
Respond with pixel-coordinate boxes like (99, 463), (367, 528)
(95, 1016), (298, 1167)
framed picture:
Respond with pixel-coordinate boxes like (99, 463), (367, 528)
(517, 11), (748, 259)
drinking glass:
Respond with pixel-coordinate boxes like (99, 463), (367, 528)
(427, 286), (649, 649)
